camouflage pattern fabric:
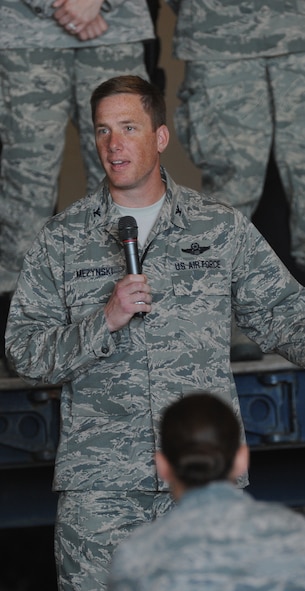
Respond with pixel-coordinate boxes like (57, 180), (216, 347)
(174, 53), (305, 267)
(168, 0), (305, 61)
(108, 482), (305, 591)
(0, 0), (154, 49)
(0, 44), (148, 292)
(167, 0), (305, 268)
(0, 0), (153, 293)
(6, 167), (305, 497)
(55, 491), (173, 591)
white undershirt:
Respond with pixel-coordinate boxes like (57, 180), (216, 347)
(116, 194), (166, 247)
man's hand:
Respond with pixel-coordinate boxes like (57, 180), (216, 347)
(105, 275), (152, 333)
(52, 0), (107, 37)
(77, 14), (108, 40)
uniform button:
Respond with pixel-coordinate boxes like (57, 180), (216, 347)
(101, 346), (109, 354)
(34, 6), (42, 13)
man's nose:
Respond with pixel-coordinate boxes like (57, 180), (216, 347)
(108, 132), (122, 151)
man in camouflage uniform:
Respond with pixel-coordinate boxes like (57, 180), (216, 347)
(0, 0), (154, 369)
(108, 393), (305, 591)
(167, 0), (305, 271)
(5, 75), (305, 590)
(167, 0), (305, 359)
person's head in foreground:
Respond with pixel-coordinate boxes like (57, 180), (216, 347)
(156, 392), (249, 500)
(108, 394), (305, 591)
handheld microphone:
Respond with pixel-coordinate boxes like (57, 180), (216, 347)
(118, 215), (141, 274)
(118, 215), (145, 318)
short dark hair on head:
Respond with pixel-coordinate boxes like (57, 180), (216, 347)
(160, 393), (241, 487)
(90, 75), (166, 131)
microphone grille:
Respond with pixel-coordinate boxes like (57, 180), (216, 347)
(118, 216), (138, 241)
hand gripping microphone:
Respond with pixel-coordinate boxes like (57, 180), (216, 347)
(118, 215), (145, 318)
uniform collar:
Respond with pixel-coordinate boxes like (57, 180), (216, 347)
(85, 167), (189, 239)
(179, 481), (244, 507)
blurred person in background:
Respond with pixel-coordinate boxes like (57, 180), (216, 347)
(167, 0), (305, 360)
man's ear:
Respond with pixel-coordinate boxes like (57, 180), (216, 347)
(230, 444), (249, 481)
(157, 124), (170, 154)
(155, 451), (172, 483)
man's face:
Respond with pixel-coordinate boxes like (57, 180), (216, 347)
(94, 93), (168, 202)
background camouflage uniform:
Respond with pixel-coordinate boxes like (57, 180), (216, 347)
(6, 167), (305, 587)
(108, 482), (305, 591)
(0, 0), (154, 293)
(167, 0), (305, 270)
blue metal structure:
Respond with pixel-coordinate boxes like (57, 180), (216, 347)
(1, 355), (305, 530)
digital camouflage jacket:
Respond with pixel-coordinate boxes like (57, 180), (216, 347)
(6, 168), (305, 492)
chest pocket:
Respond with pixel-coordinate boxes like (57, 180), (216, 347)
(171, 266), (231, 348)
(65, 265), (131, 352)
(172, 264), (230, 299)
(65, 258), (123, 319)
(68, 299), (105, 322)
